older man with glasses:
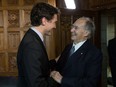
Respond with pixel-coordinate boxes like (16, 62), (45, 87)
(50, 17), (103, 87)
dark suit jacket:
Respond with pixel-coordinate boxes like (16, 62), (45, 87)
(17, 29), (55, 87)
(108, 37), (116, 87)
(55, 40), (102, 87)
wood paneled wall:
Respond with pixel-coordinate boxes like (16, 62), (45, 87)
(89, 0), (116, 9)
(0, 0), (56, 76)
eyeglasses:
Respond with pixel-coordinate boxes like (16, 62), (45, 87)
(71, 25), (78, 29)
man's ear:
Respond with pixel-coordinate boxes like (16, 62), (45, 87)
(41, 17), (47, 26)
(84, 30), (90, 37)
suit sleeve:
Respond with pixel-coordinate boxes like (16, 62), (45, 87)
(108, 40), (116, 66)
(108, 40), (116, 86)
(108, 40), (112, 66)
(49, 59), (57, 71)
(61, 50), (102, 87)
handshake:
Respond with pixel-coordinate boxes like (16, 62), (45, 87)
(50, 71), (63, 84)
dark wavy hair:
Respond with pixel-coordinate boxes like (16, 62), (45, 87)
(30, 2), (59, 26)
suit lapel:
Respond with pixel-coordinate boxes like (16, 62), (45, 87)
(63, 40), (90, 71)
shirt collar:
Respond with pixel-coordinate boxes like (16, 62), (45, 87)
(31, 27), (44, 42)
(73, 40), (86, 52)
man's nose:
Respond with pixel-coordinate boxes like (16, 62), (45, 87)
(71, 28), (75, 32)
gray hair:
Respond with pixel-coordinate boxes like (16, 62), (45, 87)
(79, 17), (95, 38)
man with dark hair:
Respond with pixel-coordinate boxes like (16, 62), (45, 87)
(17, 2), (59, 87)
(51, 17), (102, 87)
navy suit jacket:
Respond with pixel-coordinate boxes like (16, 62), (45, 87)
(55, 40), (102, 87)
(108, 37), (116, 87)
(17, 29), (55, 87)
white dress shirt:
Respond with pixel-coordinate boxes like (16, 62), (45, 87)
(73, 40), (86, 52)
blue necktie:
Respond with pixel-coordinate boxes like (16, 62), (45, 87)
(69, 46), (75, 56)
